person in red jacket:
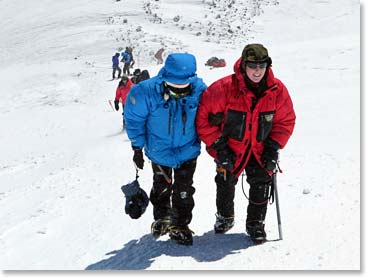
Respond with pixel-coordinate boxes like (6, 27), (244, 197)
(196, 43), (296, 243)
(114, 76), (133, 129)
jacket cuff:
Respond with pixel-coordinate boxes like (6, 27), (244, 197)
(211, 136), (227, 151)
(264, 138), (281, 151)
(132, 146), (142, 151)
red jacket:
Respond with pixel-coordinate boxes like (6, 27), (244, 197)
(115, 79), (133, 105)
(196, 58), (296, 177)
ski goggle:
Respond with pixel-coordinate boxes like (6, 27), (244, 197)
(246, 62), (267, 69)
(169, 89), (190, 99)
(166, 84), (192, 99)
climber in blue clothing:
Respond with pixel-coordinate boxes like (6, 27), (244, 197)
(112, 52), (121, 79)
(124, 53), (207, 246)
(120, 47), (133, 76)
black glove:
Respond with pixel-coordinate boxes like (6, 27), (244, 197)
(114, 100), (119, 111)
(132, 147), (144, 169)
(261, 138), (280, 171)
(212, 136), (236, 171)
(121, 179), (149, 219)
(208, 112), (224, 126)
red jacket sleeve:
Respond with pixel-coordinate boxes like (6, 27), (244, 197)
(269, 80), (296, 149)
(196, 79), (229, 148)
(115, 87), (122, 101)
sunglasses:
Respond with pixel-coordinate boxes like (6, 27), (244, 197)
(247, 62), (267, 69)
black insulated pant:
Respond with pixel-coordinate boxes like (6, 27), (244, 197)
(215, 155), (272, 222)
(150, 158), (197, 227)
(112, 66), (121, 78)
(244, 155), (272, 224)
(215, 167), (238, 217)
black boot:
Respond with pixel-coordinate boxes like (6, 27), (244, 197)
(168, 225), (194, 245)
(151, 217), (171, 238)
(246, 221), (267, 244)
(214, 213), (234, 234)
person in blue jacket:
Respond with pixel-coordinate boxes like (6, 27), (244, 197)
(124, 53), (207, 245)
(112, 53), (121, 79)
(120, 47), (133, 76)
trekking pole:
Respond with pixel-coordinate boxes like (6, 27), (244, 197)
(155, 164), (173, 200)
(272, 170), (283, 240)
(108, 99), (115, 111)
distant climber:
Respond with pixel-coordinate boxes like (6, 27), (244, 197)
(114, 76), (133, 130)
(112, 53), (122, 79)
(154, 48), (164, 65)
(131, 68), (150, 84)
(121, 47), (133, 76)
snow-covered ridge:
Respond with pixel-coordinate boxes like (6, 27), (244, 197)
(106, 0), (280, 63)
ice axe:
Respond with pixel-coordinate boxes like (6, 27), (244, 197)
(156, 164), (172, 184)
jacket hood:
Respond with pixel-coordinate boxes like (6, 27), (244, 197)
(158, 53), (197, 84)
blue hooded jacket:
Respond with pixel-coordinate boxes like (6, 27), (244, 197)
(121, 51), (132, 64)
(124, 53), (207, 168)
(112, 53), (120, 67)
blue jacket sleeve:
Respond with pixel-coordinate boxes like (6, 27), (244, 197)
(124, 85), (149, 148)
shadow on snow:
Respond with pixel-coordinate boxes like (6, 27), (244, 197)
(85, 230), (254, 270)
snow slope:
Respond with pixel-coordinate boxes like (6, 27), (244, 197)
(0, 0), (360, 271)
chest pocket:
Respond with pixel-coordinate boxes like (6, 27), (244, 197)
(257, 111), (275, 141)
(223, 109), (246, 142)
